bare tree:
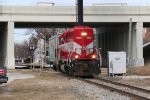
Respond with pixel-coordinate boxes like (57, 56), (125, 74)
(14, 40), (31, 62)
(144, 28), (150, 44)
(20, 28), (68, 70)
(15, 28), (68, 60)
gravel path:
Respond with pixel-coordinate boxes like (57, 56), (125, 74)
(7, 72), (34, 83)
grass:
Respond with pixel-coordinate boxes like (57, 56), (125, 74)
(129, 65), (150, 76)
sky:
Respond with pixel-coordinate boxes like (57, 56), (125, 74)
(1, 0), (150, 6)
(14, 29), (32, 43)
(1, 0), (149, 43)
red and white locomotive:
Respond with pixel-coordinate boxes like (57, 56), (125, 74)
(49, 26), (101, 76)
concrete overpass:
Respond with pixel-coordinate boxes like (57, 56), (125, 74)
(1, 5), (150, 68)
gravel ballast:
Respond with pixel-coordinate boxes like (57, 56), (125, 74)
(67, 79), (130, 100)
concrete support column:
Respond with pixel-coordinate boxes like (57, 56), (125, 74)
(136, 22), (143, 58)
(6, 22), (15, 69)
(94, 28), (99, 49)
(131, 22), (144, 67)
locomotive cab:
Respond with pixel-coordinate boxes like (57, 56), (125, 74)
(73, 26), (96, 60)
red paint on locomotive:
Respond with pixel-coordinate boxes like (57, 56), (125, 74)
(58, 26), (96, 60)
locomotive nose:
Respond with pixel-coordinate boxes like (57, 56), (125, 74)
(81, 47), (87, 58)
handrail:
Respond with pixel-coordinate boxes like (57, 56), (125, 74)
(96, 48), (102, 67)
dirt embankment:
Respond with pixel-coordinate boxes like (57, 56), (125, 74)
(1, 66), (150, 100)
(130, 66), (150, 76)
(0, 70), (79, 100)
(117, 66), (150, 89)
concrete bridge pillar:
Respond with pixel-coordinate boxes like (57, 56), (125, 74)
(5, 22), (15, 69)
(131, 22), (144, 67)
(94, 28), (101, 49)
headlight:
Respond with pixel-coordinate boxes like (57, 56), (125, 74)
(92, 55), (96, 59)
(75, 55), (79, 59)
(81, 32), (87, 36)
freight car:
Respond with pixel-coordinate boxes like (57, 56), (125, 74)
(49, 26), (101, 76)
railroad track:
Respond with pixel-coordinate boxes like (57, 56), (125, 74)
(78, 76), (150, 100)
(60, 72), (150, 99)
(94, 76), (150, 93)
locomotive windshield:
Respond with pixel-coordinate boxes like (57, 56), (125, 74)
(74, 27), (94, 47)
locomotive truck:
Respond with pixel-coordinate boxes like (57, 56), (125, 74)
(49, 26), (101, 76)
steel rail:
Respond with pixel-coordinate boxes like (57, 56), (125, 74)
(79, 78), (150, 100)
(94, 76), (150, 94)
(59, 73), (150, 100)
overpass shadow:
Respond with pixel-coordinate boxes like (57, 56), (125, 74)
(143, 27), (150, 66)
(143, 43), (150, 66)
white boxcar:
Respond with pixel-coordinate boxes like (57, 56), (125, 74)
(108, 52), (126, 76)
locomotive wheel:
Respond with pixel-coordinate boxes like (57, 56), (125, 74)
(53, 65), (57, 71)
(57, 64), (61, 71)
(64, 65), (69, 74)
(68, 61), (74, 75)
